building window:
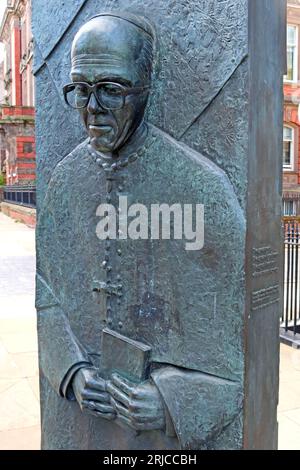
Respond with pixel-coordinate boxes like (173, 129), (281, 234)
(23, 142), (33, 154)
(285, 25), (298, 83)
(283, 200), (297, 217)
(283, 126), (294, 170)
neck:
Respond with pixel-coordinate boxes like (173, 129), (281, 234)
(117, 121), (148, 159)
(90, 121), (148, 161)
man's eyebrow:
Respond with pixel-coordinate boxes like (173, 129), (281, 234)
(105, 77), (132, 87)
(71, 74), (86, 81)
(71, 74), (133, 87)
(93, 76), (133, 87)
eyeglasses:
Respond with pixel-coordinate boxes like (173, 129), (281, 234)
(63, 81), (150, 111)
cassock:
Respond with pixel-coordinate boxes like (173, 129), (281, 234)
(36, 123), (245, 450)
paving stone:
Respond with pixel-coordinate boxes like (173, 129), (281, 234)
(0, 379), (40, 432)
(0, 425), (40, 450)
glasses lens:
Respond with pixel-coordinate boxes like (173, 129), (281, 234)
(97, 83), (124, 110)
(66, 83), (89, 109)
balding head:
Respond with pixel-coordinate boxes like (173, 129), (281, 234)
(71, 13), (156, 85)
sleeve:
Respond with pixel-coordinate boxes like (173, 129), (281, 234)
(151, 366), (243, 450)
(36, 273), (92, 398)
(36, 162), (93, 399)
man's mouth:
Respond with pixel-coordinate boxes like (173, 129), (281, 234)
(89, 124), (112, 135)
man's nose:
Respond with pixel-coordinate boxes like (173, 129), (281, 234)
(87, 93), (105, 114)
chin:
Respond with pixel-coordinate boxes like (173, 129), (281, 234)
(90, 136), (115, 153)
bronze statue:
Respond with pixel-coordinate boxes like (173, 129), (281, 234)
(37, 12), (246, 450)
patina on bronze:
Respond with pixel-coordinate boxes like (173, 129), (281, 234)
(35, 2), (284, 450)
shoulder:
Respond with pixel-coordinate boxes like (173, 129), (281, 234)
(54, 139), (90, 176)
(47, 139), (90, 191)
(149, 124), (244, 211)
(40, 139), (91, 213)
(150, 124), (234, 186)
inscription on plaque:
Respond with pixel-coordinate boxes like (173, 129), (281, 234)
(251, 284), (280, 311)
(252, 246), (278, 277)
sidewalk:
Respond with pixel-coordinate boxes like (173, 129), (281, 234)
(278, 344), (300, 450)
(0, 212), (40, 450)
(0, 211), (300, 449)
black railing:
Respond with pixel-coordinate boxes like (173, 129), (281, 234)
(3, 185), (36, 208)
(283, 221), (300, 336)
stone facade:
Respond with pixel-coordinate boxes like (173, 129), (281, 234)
(0, 62), (4, 104)
(0, 0), (35, 185)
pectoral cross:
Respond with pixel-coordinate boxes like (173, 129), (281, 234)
(92, 280), (123, 297)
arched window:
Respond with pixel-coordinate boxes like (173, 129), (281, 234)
(283, 125), (294, 170)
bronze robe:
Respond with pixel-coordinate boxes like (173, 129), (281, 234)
(36, 124), (245, 450)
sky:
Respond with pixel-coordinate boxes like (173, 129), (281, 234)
(0, 0), (6, 62)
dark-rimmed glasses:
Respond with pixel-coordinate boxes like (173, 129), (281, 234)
(63, 81), (150, 111)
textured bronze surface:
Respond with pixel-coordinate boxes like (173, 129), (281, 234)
(33, 1), (285, 450)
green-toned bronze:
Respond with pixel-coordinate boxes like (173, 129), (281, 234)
(34, 2), (285, 450)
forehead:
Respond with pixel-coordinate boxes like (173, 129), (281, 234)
(72, 17), (144, 53)
(71, 64), (139, 85)
(71, 17), (146, 84)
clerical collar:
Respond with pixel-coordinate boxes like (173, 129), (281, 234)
(87, 121), (151, 172)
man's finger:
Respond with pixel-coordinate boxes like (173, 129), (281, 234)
(85, 408), (116, 421)
(106, 381), (131, 407)
(82, 400), (115, 414)
(131, 412), (158, 424)
(86, 377), (106, 392)
(110, 397), (131, 419)
(82, 390), (110, 402)
(111, 373), (137, 397)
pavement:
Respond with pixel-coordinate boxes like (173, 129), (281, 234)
(0, 212), (40, 450)
(278, 345), (300, 450)
(0, 211), (300, 450)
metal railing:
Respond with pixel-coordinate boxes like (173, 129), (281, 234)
(283, 221), (300, 336)
(3, 185), (36, 208)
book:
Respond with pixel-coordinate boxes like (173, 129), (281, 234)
(100, 328), (152, 383)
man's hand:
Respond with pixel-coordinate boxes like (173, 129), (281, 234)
(72, 367), (116, 420)
(107, 373), (165, 431)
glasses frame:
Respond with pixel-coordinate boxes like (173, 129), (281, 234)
(63, 81), (150, 111)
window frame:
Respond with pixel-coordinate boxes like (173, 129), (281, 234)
(283, 125), (295, 171)
(283, 199), (297, 217)
(285, 24), (299, 84)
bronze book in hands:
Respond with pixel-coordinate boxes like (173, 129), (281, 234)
(100, 328), (152, 383)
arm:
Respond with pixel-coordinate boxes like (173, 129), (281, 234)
(36, 273), (92, 398)
(37, 273), (116, 419)
(36, 161), (116, 419)
(106, 367), (241, 447)
(151, 366), (243, 449)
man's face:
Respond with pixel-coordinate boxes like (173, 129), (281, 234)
(70, 16), (153, 153)
(71, 67), (148, 153)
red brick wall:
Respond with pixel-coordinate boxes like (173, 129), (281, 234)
(284, 5), (300, 198)
(283, 93), (300, 188)
(0, 107), (35, 117)
(0, 2), (36, 187)
(15, 136), (36, 182)
(13, 25), (22, 106)
(1, 202), (36, 228)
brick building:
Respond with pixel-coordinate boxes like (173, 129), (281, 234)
(0, 0), (35, 185)
(283, 1), (300, 217)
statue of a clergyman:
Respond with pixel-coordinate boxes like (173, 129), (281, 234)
(36, 12), (246, 450)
